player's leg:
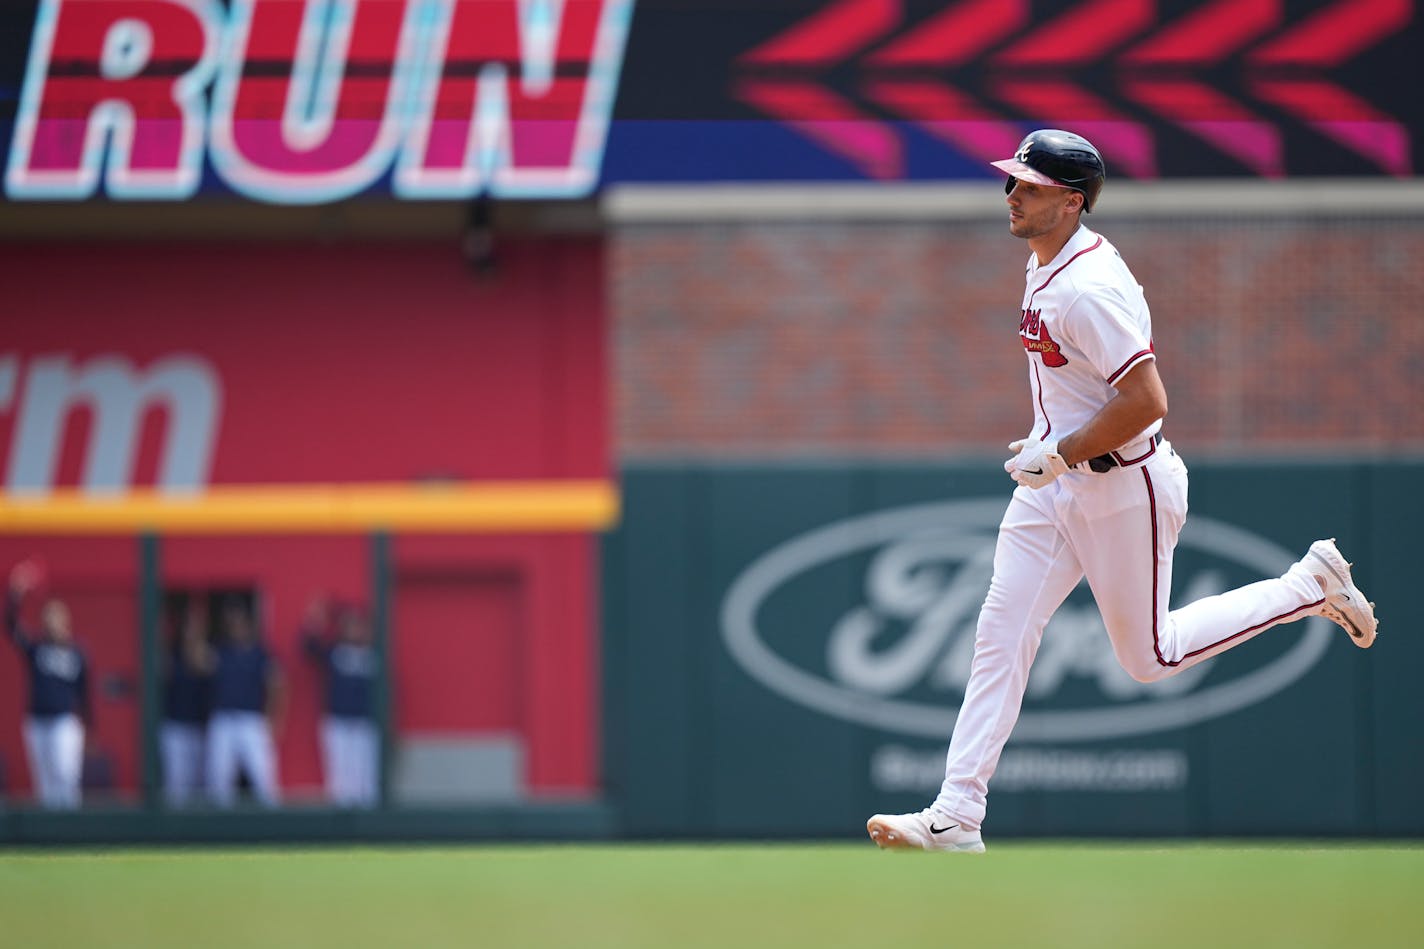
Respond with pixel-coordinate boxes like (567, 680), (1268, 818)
(160, 722), (185, 806)
(22, 716), (56, 806)
(1075, 448), (1326, 683)
(336, 718), (372, 806)
(163, 722), (204, 805)
(335, 718), (375, 806)
(51, 714), (83, 809)
(184, 725), (207, 804)
(352, 719), (378, 807)
(935, 489), (1086, 826)
(868, 488), (1084, 850)
(237, 715), (280, 807)
(320, 716), (343, 803)
(192, 726), (208, 802)
(206, 713), (238, 806)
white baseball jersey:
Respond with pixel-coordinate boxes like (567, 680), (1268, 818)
(1017, 224), (1161, 459)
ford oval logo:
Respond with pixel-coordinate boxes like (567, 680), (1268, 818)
(720, 499), (1333, 742)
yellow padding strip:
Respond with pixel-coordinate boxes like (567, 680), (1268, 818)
(0, 480), (619, 534)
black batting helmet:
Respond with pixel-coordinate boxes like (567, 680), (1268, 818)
(991, 129), (1106, 213)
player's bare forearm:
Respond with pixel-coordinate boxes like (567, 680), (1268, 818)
(4, 590), (31, 649)
(1057, 360), (1168, 466)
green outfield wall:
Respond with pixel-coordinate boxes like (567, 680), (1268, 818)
(602, 459), (1421, 839)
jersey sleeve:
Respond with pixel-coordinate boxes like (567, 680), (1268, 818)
(1060, 283), (1154, 386)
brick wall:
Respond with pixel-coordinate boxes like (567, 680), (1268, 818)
(612, 217), (1424, 458)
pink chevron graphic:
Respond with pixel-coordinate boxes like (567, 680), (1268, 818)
(866, 0), (1027, 68)
(736, 79), (903, 179)
(1248, 0), (1413, 67)
(1120, 78), (1283, 177)
(993, 0), (1154, 66)
(1120, 0), (1281, 65)
(862, 79), (1024, 166)
(1249, 78), (1412, 175)
(740, 0), (901, 67)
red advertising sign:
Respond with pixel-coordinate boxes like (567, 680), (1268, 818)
(6, 0), (633, 202)
(0, 240), (608, 491)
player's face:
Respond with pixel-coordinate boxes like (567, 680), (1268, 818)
(42, 600), (72, 641)
(1005, 179), (1078, 239)
(341, 613), (371, 644)
(224, 606), (254, 644)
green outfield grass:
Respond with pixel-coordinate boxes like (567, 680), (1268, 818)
(2, 842), (1420, 948)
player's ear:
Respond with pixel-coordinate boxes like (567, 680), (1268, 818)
(1065, 191), (1084, 214)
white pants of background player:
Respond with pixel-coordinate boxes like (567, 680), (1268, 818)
(23, 713), (83, 809)
(160, 721), (205, 806)
(206, 711), (280, 807)
(936, 441), (1327, 830)
(321, 715), (378, 807)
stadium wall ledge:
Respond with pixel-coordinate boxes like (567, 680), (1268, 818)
(0, 803), (616, 847)
(603, 179), (1424, 223)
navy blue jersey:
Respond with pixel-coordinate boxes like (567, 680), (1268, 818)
(5, 592), (90, 720)
(211, 641), (271, 713)
(163, 651), (212, 724)
(304, 634), (375, 718)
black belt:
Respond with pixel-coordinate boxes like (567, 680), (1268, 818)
(1087, 433), (1163, 473)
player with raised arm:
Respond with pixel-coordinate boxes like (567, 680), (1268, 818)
(302, 597), (380, 808)
(866, 130), (1379, 854)
(5, 560), (91, 809)
(206, 596), (285, 807)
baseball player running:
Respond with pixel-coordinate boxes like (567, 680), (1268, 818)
(5, 560), (91, 809)
(867, 130), (1379, 854)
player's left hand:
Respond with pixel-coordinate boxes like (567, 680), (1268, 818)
(1005, 438), (1074, 489)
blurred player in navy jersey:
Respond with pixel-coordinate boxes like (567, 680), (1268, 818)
(160, 601), (213, 806)
(5, 560), (91, 809)
(205, 597), (285, 807)
(303, 597), (379, 807)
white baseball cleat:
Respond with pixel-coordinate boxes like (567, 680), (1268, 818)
(866, 808), (985, 854)
(1301, 538), (1378, 648)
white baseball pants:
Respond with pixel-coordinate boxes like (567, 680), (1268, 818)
(206, 711), (280, 807)
(23, 714), (83, 809)
(321, 716), (379, 807)
(160, 721), (206, 807)
(936, 443), (1325, 829)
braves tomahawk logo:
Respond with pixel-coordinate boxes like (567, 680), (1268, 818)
(1019, 308), (1068, 368)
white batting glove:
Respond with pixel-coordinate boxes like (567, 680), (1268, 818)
(1004, 438), (1074, 490)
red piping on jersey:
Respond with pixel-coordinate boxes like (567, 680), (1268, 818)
(1107, 349), (1154, 385)
(1023, 234), (1103, 442)
(1112, 436), (1157, 467)
(1146, 469), (1168, 667)
(1144, 467), (1326, 668)
(1032, 361), (1052, 439)
(1026, 236), (1104, 308)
